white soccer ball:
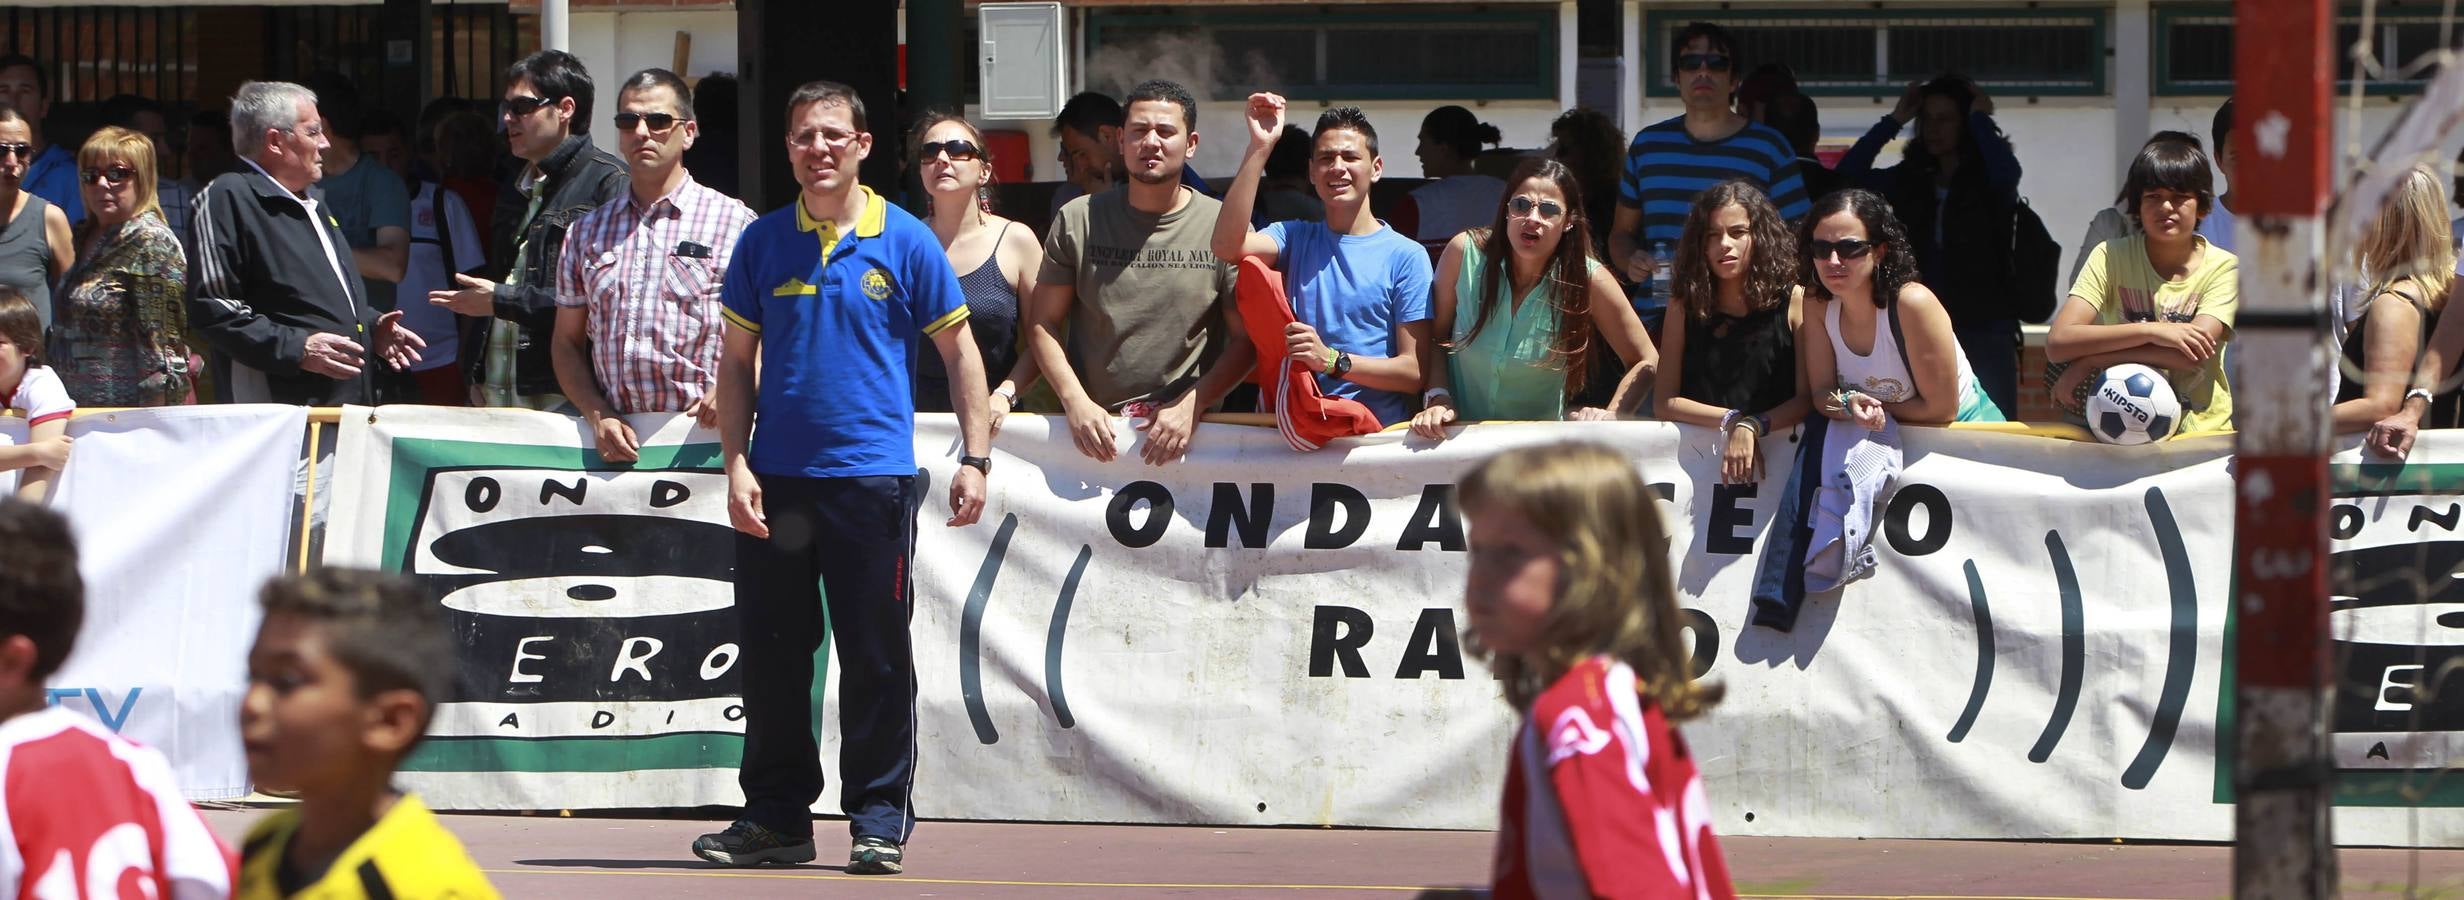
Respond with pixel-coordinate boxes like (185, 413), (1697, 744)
(2086, 363), (2182, 445)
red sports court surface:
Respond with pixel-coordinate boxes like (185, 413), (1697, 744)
(196, 809), (2464, 898)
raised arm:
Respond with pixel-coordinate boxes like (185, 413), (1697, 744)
(1209, 92), (1288, 267)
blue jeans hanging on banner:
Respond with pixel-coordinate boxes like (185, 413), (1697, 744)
(1749, 419), (1829, 632)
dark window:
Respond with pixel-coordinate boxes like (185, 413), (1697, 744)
(1647, 10), (2106, 97)
(1089, 7), (1555, 101)
(2158, 4), (2463, 94)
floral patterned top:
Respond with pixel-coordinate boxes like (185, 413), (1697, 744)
(55, 210), (190, 406)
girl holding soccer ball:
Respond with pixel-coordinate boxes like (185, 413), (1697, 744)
(1458, 441), (1734, 898)
(1798, 189), (2005, 428)
(2046, 133), (2238, 438)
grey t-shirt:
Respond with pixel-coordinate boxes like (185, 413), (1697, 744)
(1039, 187), (1239, 409)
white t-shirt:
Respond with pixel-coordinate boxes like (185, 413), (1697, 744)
(7, 365), (74, 426)
(400, 181), (484, 373)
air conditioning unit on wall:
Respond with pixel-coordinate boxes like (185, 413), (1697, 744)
(979, 2), (1067, 119)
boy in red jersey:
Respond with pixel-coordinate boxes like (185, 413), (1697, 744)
(0, 499), (235, 899)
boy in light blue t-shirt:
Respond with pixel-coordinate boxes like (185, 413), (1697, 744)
(1210, 94), (1433, 426)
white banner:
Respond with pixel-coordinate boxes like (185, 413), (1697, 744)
(319, 406), (2464, 845)
(3, 405), (304, 800)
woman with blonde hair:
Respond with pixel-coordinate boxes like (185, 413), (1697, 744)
(2341, 165), (2460, 433)
(1458, 441), (1733, 897)
(54, 125), (189, 406)
(909, 111), (1044, 433)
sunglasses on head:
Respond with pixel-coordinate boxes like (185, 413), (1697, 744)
(1808, 238), (1878, 261)
(82, 165), (136, 186)
(1678, 53), (1734, 73)
(501, 95), (560, 117)
(918, 139), (982, 162)
(613, 112), (686, 133)
(0, 142), (28, 161)
(1507, 196), (1565, 220)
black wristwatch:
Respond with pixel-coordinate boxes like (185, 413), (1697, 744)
(1331, 349), (1354, 377)
(959, 455), (992, 475)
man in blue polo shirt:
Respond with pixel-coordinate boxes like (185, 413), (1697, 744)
(694, 80), (992, 877)
(1211, 95), (1431, 428)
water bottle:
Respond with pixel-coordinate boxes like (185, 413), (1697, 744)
(1649, 240), (1674, 307)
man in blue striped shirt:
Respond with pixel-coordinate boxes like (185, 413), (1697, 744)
(1610, 22), (1810, 330)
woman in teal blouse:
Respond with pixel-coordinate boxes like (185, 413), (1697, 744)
(1412, 158), (1654, 438)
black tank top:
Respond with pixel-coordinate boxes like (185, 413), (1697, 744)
(1679, 298), (1796, 414)
(915, 222), (1023, 412)
(2338, 284), (2463, 428)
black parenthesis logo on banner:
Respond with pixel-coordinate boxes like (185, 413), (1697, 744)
(1884, 483), (1952, 556)
(959, 514), (1021, 744)
(957, 513), (1085, 745)
(2029, 531), (2086, 764)
(1944, 492), (2192, 791)
(1947, 560), (1994, 743)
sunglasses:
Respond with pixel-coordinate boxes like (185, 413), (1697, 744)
(613, 112), (687, 133)
(1808, 238), (1878, 261)
(918, 139), (982, 162)
(1678, 53), (1735, 73)
(81, 165), (136, 186)
(501, 95), (561, 117)
(1507, 196), (1565, 220)
(0, 142), (28, 161)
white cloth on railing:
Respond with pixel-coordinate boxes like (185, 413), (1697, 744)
(1804, 415), (1900, 593)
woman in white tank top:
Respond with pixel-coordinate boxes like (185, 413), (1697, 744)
(1801, 190), (2005, 425)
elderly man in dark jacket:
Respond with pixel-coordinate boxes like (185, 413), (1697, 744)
(429, 49), (626, 409)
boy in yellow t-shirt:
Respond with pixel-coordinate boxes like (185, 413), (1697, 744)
(2048, 132), (2240, 437)
(234, 569), (499, 899)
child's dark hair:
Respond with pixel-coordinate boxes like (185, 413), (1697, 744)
(0, 500), (81, 682)
(1313, 106), (1378, 158)
(1798, 188), (1922, 308)
(2116, 131), (2215, 232)
(0, 286), (41, 368)
(260, 569), (450, 742)
(1674, 180), (1796, 321)
(2211, 98), (2235, 160)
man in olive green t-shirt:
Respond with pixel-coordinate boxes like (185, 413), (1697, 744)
(1027, 79), (1254, 465)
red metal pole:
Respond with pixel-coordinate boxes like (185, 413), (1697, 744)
(2231, 0), (2336, 893)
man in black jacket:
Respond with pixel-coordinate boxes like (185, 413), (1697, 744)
(429, 50), (626, 409)
(190, 80), (425, 405)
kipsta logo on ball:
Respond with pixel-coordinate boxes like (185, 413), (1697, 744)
(2087, 363), (2180, 446)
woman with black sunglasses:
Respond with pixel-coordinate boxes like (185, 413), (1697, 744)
(1412, 158), (1654, 438)
(909, 112), (1044, 435)
(0, 107), (71, 337)
(53, 126), (189, 406)
(1800, 189), (2003, 428)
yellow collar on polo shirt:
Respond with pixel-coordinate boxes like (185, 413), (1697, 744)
(796, 184), (887, 243)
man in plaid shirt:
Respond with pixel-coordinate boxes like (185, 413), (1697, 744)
(553, 67), (756, 462)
